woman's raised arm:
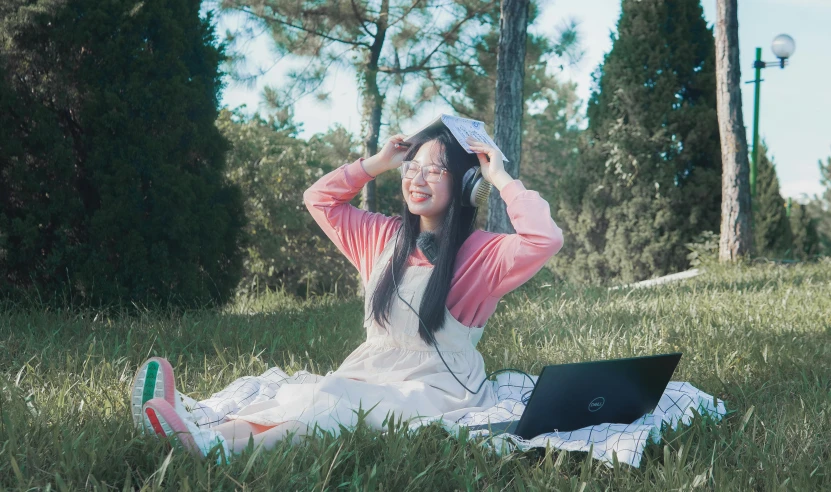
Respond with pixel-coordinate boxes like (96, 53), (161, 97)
(303, 135), (412, 284)
(473, 179), (564, 299)
(464, 138), (564, 298)
(303, 158), (400, 286)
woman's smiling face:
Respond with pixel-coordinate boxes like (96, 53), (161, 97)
(401, 140), (453, 230)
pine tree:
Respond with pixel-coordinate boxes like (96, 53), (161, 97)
(1, 0), (245, 307)
(219, 0), (508, 212)
(0, 46), (82, 297)
(486, 0), (532, 234)
(752, 141), (791, 257)
(715, 0), (752, 260)
(554, 0), (722, 283)
(788, 203), (819, 260)
(803, 151), (831, 256)
(434, 4), (582, 229)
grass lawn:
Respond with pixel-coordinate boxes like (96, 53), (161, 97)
(1, 261), (829, 490)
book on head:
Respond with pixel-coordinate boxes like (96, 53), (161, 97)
(403, 114), (509, 162)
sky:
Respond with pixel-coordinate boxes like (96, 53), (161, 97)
(216, 0), (831, 201)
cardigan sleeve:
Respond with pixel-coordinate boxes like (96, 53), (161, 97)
(303, 158), (400, 286)
(474, 180), (564, 299)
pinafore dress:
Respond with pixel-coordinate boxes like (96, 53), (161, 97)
(225, 229), (499, 435)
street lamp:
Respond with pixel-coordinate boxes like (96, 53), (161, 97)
(749, 34), (795, 197)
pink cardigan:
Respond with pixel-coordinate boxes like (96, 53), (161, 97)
(303, 158), (564, 328)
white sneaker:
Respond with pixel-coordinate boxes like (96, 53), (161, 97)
(142, 397), (232, 464)
(130, 357), (176, 430)
(174, 392), (201, 424)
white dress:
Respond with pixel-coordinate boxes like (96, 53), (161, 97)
(187, 235), (499, 436)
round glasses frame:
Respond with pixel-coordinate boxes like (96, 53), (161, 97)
(401, 161), (448, 183)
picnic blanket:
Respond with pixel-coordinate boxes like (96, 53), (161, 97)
(404, 373), (727, 468)
(180, 367), (726, 468)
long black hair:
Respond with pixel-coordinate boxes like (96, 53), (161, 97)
(370, 126), (480, 346)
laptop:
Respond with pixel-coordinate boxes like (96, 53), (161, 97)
(466, 353), (682, 439)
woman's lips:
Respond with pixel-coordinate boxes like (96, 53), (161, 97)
(410, 191), (431, 203)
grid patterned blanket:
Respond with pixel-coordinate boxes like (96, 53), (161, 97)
(406, 373), (727, 468)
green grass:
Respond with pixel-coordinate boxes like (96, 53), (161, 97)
(1, 261), (830, 490)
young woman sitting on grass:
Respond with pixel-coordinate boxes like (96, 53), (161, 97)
(130, 126), (564, 461)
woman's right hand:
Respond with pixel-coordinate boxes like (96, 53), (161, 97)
(364, 134), (411, 175)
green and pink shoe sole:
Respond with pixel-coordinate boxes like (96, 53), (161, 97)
(131, 357), (176, 430)
(142, 397), (203, 457)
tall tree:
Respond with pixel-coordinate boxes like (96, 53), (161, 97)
(715, 0), (752, 261)
(1, 0), (246, 307)
(553, 0), (722, 283)
(806, 150), (831, 255)
(788, 203), (820, 260)
(428, 3), (582, 229)
(818, 152), (831, 254)
(487, 0), (530, 233)
(752, 141), (791, 257)
(218, 0), (498, 212)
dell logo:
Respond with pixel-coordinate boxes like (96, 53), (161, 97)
(588, 397), (605, 412)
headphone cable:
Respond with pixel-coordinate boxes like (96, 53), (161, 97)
(390, 227), (536, 402)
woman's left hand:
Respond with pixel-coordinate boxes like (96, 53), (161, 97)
(465, 136), (508, 184)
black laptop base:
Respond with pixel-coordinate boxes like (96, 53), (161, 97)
(464, 353), (682, 439)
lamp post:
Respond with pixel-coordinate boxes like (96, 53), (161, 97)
(749, 34), (795, 197)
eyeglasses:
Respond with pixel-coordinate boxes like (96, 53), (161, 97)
(401, 161), (448, 183)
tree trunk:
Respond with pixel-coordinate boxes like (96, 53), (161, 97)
(487, 0), (529, 234)
(360, 73), (383, 212)
(359, 0), (389, 213)
(715, 0), (752, 261)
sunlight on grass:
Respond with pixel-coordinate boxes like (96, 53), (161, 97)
(1, 260), (829, 489)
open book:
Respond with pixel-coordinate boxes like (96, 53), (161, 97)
(404, 114), (509, 162)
